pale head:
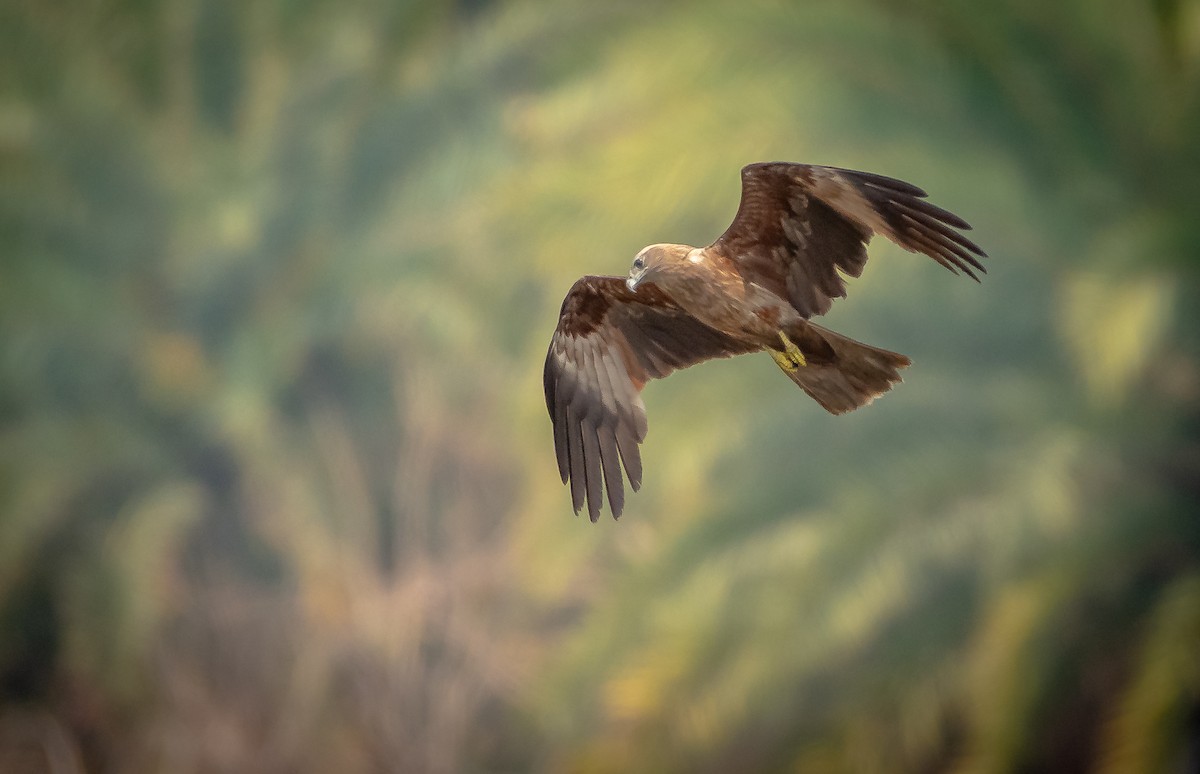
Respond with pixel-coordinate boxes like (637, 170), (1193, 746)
(625, 243), (694, 293)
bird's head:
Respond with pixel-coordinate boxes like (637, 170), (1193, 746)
(626, 243), (692, 293)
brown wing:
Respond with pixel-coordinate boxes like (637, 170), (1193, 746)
(544, 275), (760, 521)
(712, 163), (988, 318)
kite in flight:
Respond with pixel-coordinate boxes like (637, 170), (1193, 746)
(543, 162), (987, 521)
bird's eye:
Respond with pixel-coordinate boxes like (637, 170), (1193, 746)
(633, 257), (645, 270)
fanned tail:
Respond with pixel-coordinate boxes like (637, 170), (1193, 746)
(777, 322), (911, 414)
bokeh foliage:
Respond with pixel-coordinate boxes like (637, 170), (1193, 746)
(1, 0), (1198, 772)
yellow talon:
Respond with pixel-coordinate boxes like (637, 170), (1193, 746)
(777, 331), (807, 368)
(771, 348), (800, 373)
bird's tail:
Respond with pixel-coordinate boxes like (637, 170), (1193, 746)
(775, 322), (912, 414)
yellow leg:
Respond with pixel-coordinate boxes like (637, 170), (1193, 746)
(776, 331), (807, 368)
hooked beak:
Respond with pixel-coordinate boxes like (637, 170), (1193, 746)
(626, 274), (641, 293)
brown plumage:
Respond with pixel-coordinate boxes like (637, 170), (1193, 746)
(543, 162), (987, 521)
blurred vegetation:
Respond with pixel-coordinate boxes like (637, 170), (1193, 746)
(1, 0), (1198, 772)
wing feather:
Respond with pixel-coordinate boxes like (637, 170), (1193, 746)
(544, 276), (758, 519)
(891, 200), (984, 252)
(712, 163), (988, 317)
(580, 412), (604, 523)
(614, 422), (642, 491)
(898, 215), (981, 279)
(552, 394), (569, 483)
(902, 226), (965, 276)
(894, 207), (987, 275)
(566, 403), (586, 514)
(597, 425), (624, 517)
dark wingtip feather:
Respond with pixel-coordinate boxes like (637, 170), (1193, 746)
(903, 227), (979, 280)
(566, 407), (586, 514)
(895, 202), (987, 260)
(597, 426), (625, 519)
(843, 168), (929, 197)
(905, 196), (972, 230)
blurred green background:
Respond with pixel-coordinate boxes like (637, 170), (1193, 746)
(2, 0), (1199, 772)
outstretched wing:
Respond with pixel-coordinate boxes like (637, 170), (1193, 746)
(544, 275), (759, 521)
(712, 163), (988, 318)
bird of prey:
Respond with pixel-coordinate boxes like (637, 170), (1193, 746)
(543, 162), (986, 521)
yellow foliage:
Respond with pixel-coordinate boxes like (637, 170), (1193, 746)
(1099, 574), (1200, 774)
(1060, 268), (1173, 407)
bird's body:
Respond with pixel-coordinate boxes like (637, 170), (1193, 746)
(635, 244), (803, 345)
(544, 162), (987, 521)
